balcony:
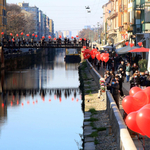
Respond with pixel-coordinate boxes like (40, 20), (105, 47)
(107, 29), (117, 36)
(108, 10), (118, 20)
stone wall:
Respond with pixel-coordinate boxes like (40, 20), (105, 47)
(86, 60), (101, 88)
(106, 91), (136, 150)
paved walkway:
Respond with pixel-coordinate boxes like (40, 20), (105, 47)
(92, 63), (150, 150)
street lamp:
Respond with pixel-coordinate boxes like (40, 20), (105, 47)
(97, 22), (100, 43)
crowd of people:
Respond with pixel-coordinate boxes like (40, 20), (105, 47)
(1, 37), (89, 47)
(89, 51), (150, 109)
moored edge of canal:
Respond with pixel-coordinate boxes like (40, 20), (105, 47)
(78, 60), (118, 150)
(78, 60), (139, 150)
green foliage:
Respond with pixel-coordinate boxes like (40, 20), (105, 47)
(86, 90), (92, 93)
(97, 127), (106, 132)
(138, 59), (148, 72)
(94, 138), (99, 145)
(88, 131), (98, 138)
(89, 108), (97, 115)
(85, 117), (98, 122)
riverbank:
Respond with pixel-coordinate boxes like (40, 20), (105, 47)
(79, 61), (117, 150)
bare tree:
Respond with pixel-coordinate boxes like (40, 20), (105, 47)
(6, 4), (35, 36)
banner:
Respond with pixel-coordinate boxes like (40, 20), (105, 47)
(148, 50), (150, 72)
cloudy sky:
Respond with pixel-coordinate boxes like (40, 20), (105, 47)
(7, 0), (107, 36)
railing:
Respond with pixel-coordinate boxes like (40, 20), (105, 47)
(106, 91), (137, 150)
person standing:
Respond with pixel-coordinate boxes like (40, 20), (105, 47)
(116, 68), (124, 96)
(131, 63), (138, 74)
(126, 63), (131, 82)
(118, 60), (126, 72)
(111, 78), (120, 108)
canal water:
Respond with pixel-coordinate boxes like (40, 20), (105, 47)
(0, 48), (83, 150)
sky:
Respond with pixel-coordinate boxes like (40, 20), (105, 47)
(7, 0), (107, 36)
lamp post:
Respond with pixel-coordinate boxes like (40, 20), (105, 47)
(97, 22), (100, 43)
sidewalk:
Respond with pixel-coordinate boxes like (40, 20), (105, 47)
(92, 63), (150, 150)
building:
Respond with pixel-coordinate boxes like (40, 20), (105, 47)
(49, 19), (54, 38)
(46, 15), (49, 39)
(55, 31), (63, 38)
(42, 14), (46, 38)
(0, 0), (6, 39)
(63, 30), (71, 38)
(18, 2), (39, 38)
(39, 10), (44, 39)
(102, 0), (150, 59)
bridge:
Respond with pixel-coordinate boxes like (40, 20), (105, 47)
(2, 41), (86, 49)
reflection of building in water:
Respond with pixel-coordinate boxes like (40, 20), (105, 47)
(4, 70), (40, 90)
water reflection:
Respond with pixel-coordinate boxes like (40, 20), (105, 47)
(0, 48), (83, 150)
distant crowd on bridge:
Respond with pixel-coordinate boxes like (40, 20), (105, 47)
(1, 37), (90, 48)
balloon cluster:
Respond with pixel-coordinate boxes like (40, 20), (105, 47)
(122, 87), (150, 137)
(82, 48), (109, 63)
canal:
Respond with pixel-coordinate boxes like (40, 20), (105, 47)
(0, 48), (83, 150)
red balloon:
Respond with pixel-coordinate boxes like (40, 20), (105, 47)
(26, 34), (29, 37)
(130, 43), (134, 47)
(122, 96), (135, 114)
(59, 35), (62, 38)
(136, 106), (150, 138)
(129, 87), (142, 96)
(125, 41), (129, 46)
(83, 46), (86, 49)
(10, 33), (13, 36)
(125, 111), (144, 135)
(32, 33), (35, 36)
(54, 38), (56, 40)
(42, 36), (45, 39)
(143, 87), (150, 103)
(48, 35), (51, 39)
(91, 54), (95, 59)
(76, 35), (79, 38)
(71, 36), (74, 39)
(105, 53), (109, 57)
(133, 91), (149, 111)
(138, 42), (142, 47)
(35, 35), (38, 38)
(100, 54), (104, 61)
(84, 38), (86, 41)
(86, 54), (90, 59)
(16, 34), (19, 37)
(1, 32), (4, 35)
(96, 53), (101, 61)
(103, 56), (109, 63)
(21, 32), (24, 35)
(80, 38), (82, 41)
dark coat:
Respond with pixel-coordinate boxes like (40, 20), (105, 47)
(130, 76), (140, 88)
(111, 83), (120, 95)
(140, 76), (147, 86)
